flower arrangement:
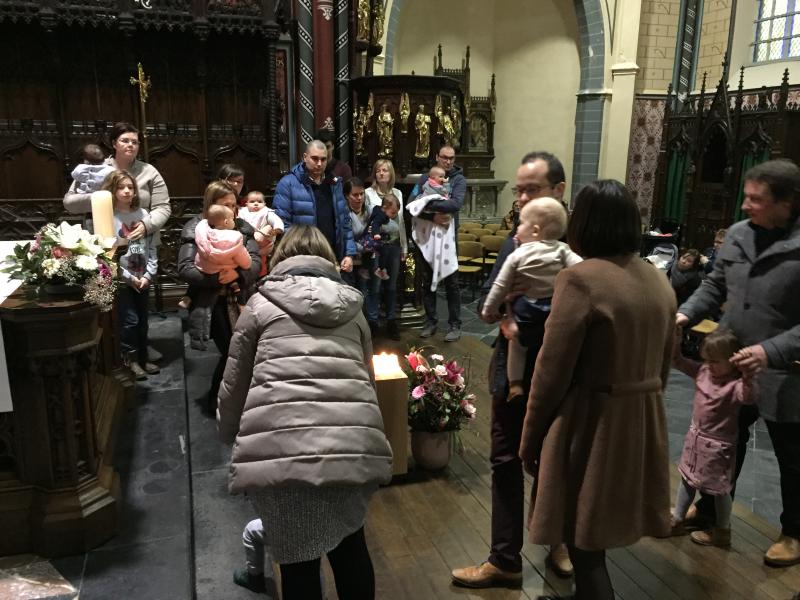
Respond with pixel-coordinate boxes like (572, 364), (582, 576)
(405, 348), (477, 432)
(2, 222), (117, 311)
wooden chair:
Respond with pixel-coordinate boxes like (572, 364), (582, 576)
(495, 229), (512, 238)
(457, 233), (477, 242)
(485, 223), (501, 233)
(459, 222), (482, 232)
(457, 241), (485, 300)
(470, 228), (491, 239)
(479, 234), (506, 258)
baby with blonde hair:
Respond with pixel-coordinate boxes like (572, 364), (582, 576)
(481, 198), (582, 400)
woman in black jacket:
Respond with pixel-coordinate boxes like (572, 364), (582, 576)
(178, 180), (263, 412)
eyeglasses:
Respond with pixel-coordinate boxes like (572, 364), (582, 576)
(438, 154), (455, 162)
(117, 138), (140, 146)
(511, 184), (550, 198)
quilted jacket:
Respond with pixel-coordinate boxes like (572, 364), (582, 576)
(273, 162), (357, 261)
(217, 254), (393, 493)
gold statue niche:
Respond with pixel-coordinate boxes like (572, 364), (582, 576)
(414, 104), (431, 159)
(377, 103), (394, 158)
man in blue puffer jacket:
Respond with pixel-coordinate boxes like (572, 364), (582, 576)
(274, 140), (357, 273)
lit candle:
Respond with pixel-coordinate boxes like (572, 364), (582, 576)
(372, 352), (405, 380)
(90, 191), (114, 239)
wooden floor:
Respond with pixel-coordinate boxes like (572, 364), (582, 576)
(322, 331), (800, 600)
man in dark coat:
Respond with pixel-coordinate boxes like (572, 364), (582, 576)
(408, 145), (467, 342)
(677, 158), (800, 567)
(273, 140), (356, 273)
(451, 151), (573, 588)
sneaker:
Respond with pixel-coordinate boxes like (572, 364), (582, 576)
(233, 569), (266, 593)
(386, 319), (401, 340)
(129, 361), (147, 380)
(444, 326), (462, 342)
(420, 323), (437, 338)
(141, 362), (160, 375)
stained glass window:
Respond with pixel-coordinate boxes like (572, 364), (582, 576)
(754, 0), (800, 61)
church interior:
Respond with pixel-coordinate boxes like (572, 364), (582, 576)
(1, 0), (799, 598)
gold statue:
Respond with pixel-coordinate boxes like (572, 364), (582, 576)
(436, 96), (456, 147)
(377, 103), (394, 158)
(353, 106), (367, 156)
(365, 92), (375, 133)
(414, 104), (431, 159)
(399, 92), (410, 134)
(451, 98), (462, 149)
(371, 0), (385, 44)
(357, 0), (370, 42)
(434, 94), (443, 134)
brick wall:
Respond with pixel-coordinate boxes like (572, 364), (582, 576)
(697, 0), (732, 84)
(635, 0), (682, 93)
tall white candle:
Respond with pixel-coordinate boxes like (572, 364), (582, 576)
(90, 191), (114, 239)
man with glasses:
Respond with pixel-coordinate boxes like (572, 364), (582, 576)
(452, 151), (573, 588)
(409, 145), (466, 341)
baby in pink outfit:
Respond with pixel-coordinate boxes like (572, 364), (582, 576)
(181, 205), (252, 349)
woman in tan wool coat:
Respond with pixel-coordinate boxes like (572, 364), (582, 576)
(218, 225), (392, 600)
(519, 180), (675, 600)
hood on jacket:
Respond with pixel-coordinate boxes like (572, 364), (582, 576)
(446, 164), (464, 179)
(290, 161), (341, 187)
(262, 255), (363, 328)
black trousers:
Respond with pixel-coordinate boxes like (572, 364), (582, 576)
(279, 527), (374, 600)
(696, 404), (800, 537)
(487, 312), (546, 572)
(207, 294), (233, 410)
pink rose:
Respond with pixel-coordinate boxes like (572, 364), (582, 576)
(411, 385), (426, 399)
(52, 246), (72, 259)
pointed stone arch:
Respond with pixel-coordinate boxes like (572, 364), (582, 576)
(383, 0), (606, 199)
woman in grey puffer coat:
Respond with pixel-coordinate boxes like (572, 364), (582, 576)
(218, 224), (392, 600)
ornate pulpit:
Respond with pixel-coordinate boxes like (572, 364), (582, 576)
(0, 289), (131, 557)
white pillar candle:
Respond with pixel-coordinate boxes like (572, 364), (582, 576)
(90, 191), (114, 239)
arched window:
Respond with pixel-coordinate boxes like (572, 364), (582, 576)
(754, 0), (800, 61)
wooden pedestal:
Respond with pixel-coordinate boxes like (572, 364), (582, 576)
(0, 287), (130, 557)
(375, 374), (409, 477)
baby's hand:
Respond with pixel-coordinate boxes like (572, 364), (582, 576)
(259, 225), (274, 238)
(373, 234), (381, 240)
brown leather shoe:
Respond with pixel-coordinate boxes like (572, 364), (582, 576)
(451, 561), (522, 588)
(764, 535), (800, 567)
(690, 527), (731, 547)
(546, 544), (574, 578)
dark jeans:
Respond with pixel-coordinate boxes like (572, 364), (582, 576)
(208, 294), (233, 409)
(279, 527), (374, 600)
(380, 243), (402, 321)
(416, 248), (460, 328)
(118, 284), (150, 364)
(343, 262), (380, 323)
(696, 404), (800, 537)
(487, 317), (546, 573)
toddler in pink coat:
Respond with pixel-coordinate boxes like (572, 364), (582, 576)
(671, 327), (756, 547)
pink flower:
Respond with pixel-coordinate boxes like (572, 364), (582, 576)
(411, 385), (426, 399)
(406, 352), (420, 370)
(434, 365), (448, 377)
(51, 246), (72, 259)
